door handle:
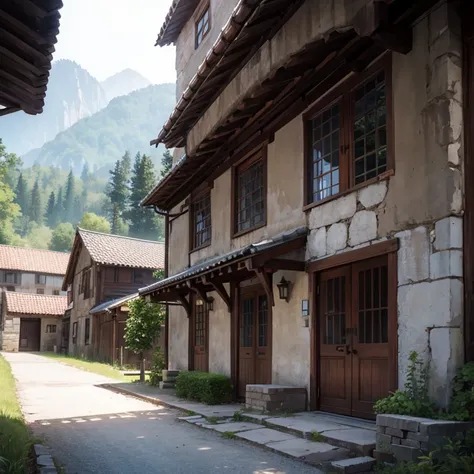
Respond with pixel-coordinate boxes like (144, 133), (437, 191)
(335, 345), (351, 355)
(257, 351), (265, 355)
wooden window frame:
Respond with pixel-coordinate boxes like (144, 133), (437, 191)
(195, 2), (211, 49)
(36, 288), (44, 295)
(303, 54), (393, 210)
(35, 274), (47, 285)
(72, 321), (78, 343)
(231, 146), (268, 238)
(5, 272), (19, 284)
(46, 324), (57, 334)
(53, 289), (60, 296)
(190, 186), (212, 252)
(133, 269), (144, 284)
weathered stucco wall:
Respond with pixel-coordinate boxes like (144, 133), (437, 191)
(168, 305), (189, 370)
(186, 0), (368, 154)
(305, 3), (463, 407)
(175, 0), (240, 98)
(69, 246), (95, 357)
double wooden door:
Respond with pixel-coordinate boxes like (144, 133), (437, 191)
(318, 255), (394, 418)
(238, 290), (272, 398)
(19, 318), (41, 352)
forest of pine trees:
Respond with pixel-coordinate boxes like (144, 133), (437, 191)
(0, 138), (171, 252)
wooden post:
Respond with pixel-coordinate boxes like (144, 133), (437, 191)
(112, 314), (117, 366)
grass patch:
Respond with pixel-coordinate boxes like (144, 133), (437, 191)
(0, 354), (31, 474)
(184, 410), (197, 416)
(232, 410), (244, 421)
(206, 416), (218, 424)
(221, 431), (237, 439)
(39, 353), (147, 382)
(309, 430), (324, 442)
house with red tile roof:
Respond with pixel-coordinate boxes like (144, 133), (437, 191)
(0, 245), (70, 352)
(61, 228), (165, 360)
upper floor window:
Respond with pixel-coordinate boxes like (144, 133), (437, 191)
(84, 318), (91, 345)
(35, 274), (46, 285)
(233, 147), (267, 236)
(191, 190), (211, 250)
(133, 269), (144, 284)
(305, 56), (392, 205)
(4, 272), (19, 284)
(80, 268), (93, 299)
(36, 288), (44, 295)
(195, 5), (210, 48)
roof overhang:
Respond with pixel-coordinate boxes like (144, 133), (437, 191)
(156, 0), (201, 47)
(139, 227), (307, 314)
(151, 0), (305, 149)
(0, 0), (63, 116)
(143, 0), (440, 210)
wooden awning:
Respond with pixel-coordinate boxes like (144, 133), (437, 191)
(0, 0), (63, 116)
(139, 227), (307, 314)
(143, 0), (439, 211)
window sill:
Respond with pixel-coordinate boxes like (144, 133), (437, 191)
(302, 169), (394, 213)
(189, 242), (211, 255)
(232, 222), (266, 239)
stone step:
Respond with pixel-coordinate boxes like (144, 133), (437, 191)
(159, 381), (176, 389)
(330, 456), (376, 473)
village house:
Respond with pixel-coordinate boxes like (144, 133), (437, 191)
(0, 246), (69, 352)
(139, 0), (474, 420)
(62, 228), (165, 360)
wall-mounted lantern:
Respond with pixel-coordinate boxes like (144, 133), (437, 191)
(207, 297), (214, 311)
(301, 299), (309, 317)
(196, 298), (204, 306)
(277, 277), (290, 302)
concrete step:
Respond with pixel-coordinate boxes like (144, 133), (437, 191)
(330, 456), (376, 473)
(159, 381), (176, 389)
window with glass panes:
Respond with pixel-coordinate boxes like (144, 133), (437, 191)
(234, 150), (266, 235)
(195, 6), (210, 48)
(306, 58), (391, 205)
(191, 191), (211, 250)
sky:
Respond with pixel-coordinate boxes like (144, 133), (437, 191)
(53, 0), (176, 84)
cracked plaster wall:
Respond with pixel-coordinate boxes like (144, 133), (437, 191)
(306, 2), (464, 407)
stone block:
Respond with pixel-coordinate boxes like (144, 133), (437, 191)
(327, 223), (347, 254)
(307, 227), (326, 258)
(390, 444), (423, 463)
(377, 426), (386, 434)
(418, 420), (474, 436)
(407, 432), (429, 443)
(401, 438), (421, 449)
(308, 193), (357, 229)
(376, 433), (391, 451)
(376, 415), (424, 433)
(430, 250), (462, 279)
(331, 456), (376, 474)
(385, 427), (404, 438)
(358, 181), (387, 208)
(349, 211), (377, 246)
(396, 226), (429, 285)
(373, 449), (394, 464)
(434, 216), (463, 250)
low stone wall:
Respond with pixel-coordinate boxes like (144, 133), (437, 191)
(376, 414), (474, 463)
(246, 384), (306, 413)
(0, 317), (20, 351)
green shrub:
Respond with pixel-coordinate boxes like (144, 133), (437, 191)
(374, 351), (436, 418)
(149, 347), (165, 387)
(448, 362), (474, 421)
(175, 371), (232, 405)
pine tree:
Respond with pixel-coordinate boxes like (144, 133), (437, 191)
(105, 151), (131, 214)
(64, 170), (75, 223)
(73, 195), (82, 223)
(46, 191), (56, 228)
(14, 173), (29, 215)
(29, 179), (43, 224)
(161, 149), (173, 178)
(80, 162), (90, 185)
(54, 186), (64, 223)
(128, 154), (161, 240)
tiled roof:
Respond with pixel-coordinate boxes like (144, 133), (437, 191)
(78, 228), (165, 270)
(89, 293), (139, 315)
(0, 245), (70, 275)
(4, 292), (68, 316)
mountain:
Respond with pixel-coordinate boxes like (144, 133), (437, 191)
(21, 84), (176, 175)
(0, 60), (108, 155)
(101, 69), (152, 101)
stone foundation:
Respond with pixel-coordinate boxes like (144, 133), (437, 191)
(375, 414), (474, 463)
(0, 317), (20, 351)
(245, 384), (306, 413)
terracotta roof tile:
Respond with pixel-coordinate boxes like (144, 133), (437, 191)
(0, 245), (70, 275)
(78, 229), (165, 270)
(4, 292), (68, 316)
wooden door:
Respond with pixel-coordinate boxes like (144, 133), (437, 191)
(238, 290), (271, 398)
(19, 318), (41, 352)
(192, 301), (209, 372)
(318, 255), (392, 419)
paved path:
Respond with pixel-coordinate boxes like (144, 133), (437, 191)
(3, 352), (323, 474)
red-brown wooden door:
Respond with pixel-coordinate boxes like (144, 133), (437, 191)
(19, 318), (41, 352)
(319, 255), (393, 419)
(238, 291), (271, 398)
(192, 301), (209, 372)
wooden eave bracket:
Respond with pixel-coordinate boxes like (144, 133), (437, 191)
(352, 0), (413, 55)
(203, 275), (232, 312)
(187, 281), (213, 305)
(177, 293), (192, 318)
(245, 258), (275, 307)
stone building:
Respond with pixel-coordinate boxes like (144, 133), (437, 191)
(1, 292), (67, 352)
(139, 0), (473, 418)
(62, 228), (165, 359)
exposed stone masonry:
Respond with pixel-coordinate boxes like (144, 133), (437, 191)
(246, 385), (307, 413)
